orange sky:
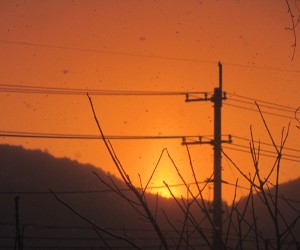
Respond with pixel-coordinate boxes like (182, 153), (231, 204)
(0, 0), (299, 202)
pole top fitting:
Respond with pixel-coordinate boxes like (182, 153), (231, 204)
(218, 62), (222, 89)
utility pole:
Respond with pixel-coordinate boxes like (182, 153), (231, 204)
(184, 62), (231, 249)
(212, 62), (224, 249)
(15, 196), (23, 250)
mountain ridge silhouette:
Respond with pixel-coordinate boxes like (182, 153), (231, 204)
(1, 144), (299, 249)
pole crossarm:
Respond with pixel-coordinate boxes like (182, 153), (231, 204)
(182, 135), (232, 146)
(185, 92), (227, 103)
(185, 92), (210, 102)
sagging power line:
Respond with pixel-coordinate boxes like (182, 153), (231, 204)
(1, 39), (300, 73)
(0, 83), (297, 121)
(2, 130), (299, 162)
(224, 103), (295, 120)
(0, 130), (205, 140)
(0, 84), (208, 96)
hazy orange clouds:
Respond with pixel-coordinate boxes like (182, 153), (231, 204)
(0, 0), (299, 202)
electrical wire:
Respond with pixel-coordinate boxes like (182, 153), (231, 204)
(224, 103), (295, 120)
(232, 135), (300, 153)
(0, 222), (214, 234)
(0, 39), (217, 64)
(0, 84), (297, 122)
(0, 84), (207, 96)
(223, 146), (300, 163)
(0, 224), (298, 246)
(0, 181), (208, 196)
(2, 130), (299, 155)
(223, 61), (300, 73)
(230, 142), (300, 159)
(1, 177), (299, 203)
(227, 92), (296, 111)
(228, 97), (295, 113)
(0, 130), (203, 140)
(0, 235), (163, 242)
(0, 221), (297, 244)
(222, 181), (300, 204)
(1, 40), (300, 73)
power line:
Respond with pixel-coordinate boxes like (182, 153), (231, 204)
(0, 181), (208, 196)
(1, 179), (299, 203)
(0, 224), (299, 245)
(0, 222), (215, 234)
(0, 245), (167, 249)
(0, 234), (282, 243)
(228, 97), (295, 114)
(1, 130), (299, 155)
(0, 222), (169, 233)
(1, 220), (298, 244)
(224, 62), (300, 74)
(231, 142), (300, 159)
(0, 130), (203, 140)
(1, 40), (300, 73)
(224, 103), (295, 120)
(232, 135), (300, 153)
(1, 84), (297, 123)
(0, 84), (297, 121)
(227, 92), (296, 111)
(0, 84), (207, 96)
(223, 146), (300, 163)
(0, 39), (216, 64)
(0, 84), (296, 114)
(0, 235), (163, 242)
(222, 181), (300, 204)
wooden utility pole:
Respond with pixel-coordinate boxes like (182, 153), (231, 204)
(184, 62), (231, 249)
(212, 62), (223, 249)
(15, 196), (23, 250)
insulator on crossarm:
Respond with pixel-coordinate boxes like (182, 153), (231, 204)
(185, 94), (189, 102)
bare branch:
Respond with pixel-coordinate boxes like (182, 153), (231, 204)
(50, 189), (141, 249)
(285, 0), (299, 60)
(224, 179), (239, 247)
(88, 94), (169, 249)
(163, 181), (213, 249)
(143, 148), (167, 196)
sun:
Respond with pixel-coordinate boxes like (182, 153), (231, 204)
(157, 188), (173, 199)
(146, 181), (186, 199)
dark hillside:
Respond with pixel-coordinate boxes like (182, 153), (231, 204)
(0, 144), (205, 249)
(2, 144), (299, 249)
(232, 178), (300, 249)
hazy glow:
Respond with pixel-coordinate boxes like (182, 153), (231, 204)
(0, 0), (299, 202)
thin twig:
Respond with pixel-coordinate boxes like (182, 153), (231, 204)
(285, 0), (298, 60)
(50, 189), (141, 249)
(225, 179), (238, 247)
(88, 94), (169, 249)
(143, 148), (167, 196)
(164, 181), (213, 249)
